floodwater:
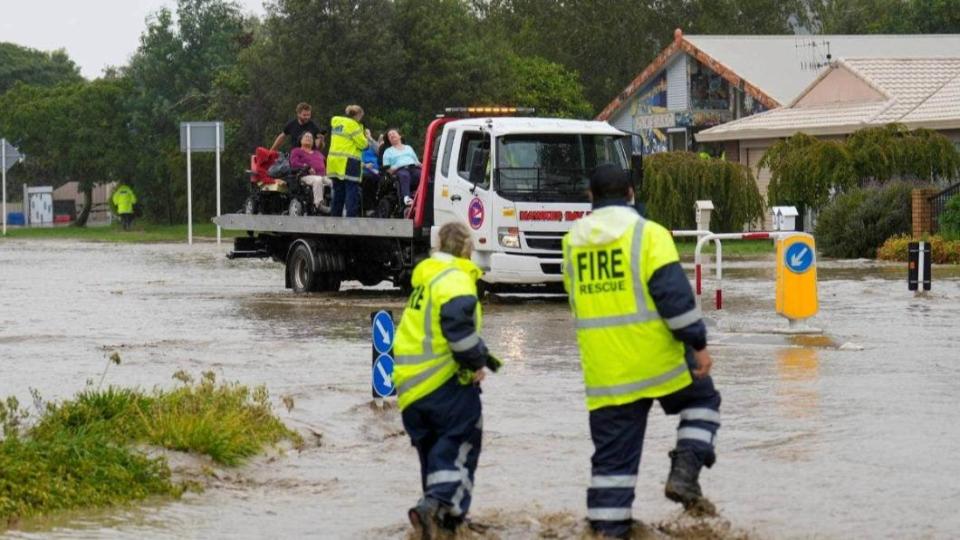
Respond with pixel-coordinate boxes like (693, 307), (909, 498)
(1, 239), (960, 539)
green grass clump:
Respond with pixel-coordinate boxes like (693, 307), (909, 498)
(0, 372), (302, 527)
(675, 239), (776, 257)
(1, 222), (242, 244)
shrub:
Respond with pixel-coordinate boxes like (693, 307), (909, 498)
(877, 234), (960, 264)
(815, 181), (914, 258)
(1, 372), (302, 527)
(642, 152), (765, 231)
(939, 193), (960, 239)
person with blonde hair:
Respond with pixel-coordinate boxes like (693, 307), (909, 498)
(393, 221), (502, 538)
(327, 104), (367, 216)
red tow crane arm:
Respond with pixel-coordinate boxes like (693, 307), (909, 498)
(412, 117), (455, 229)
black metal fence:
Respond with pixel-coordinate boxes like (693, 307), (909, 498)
(928, 182), (960, 233)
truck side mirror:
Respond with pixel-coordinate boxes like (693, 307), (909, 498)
(469, 147), (489, 189)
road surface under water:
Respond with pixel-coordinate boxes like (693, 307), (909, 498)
(1, 240), (959, 539)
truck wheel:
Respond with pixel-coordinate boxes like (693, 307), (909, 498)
(287, 243), (317, 293)
(244, 195), (258, 215)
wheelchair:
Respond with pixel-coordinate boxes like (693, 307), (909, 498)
(244, 147), (331, 216)
(369, 165), (420, 219)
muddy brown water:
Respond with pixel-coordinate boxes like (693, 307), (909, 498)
(2, 240), (960, 539)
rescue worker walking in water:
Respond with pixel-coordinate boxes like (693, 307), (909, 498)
(562, 165), (721, 538)
(394, 222), (502, 539)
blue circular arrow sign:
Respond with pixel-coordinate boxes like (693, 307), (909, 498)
(372, 310), (394, 354)
(785, 242), (814, 274)
(372, 354), (395, 397)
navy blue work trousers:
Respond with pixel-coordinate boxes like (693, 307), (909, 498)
(588, 357), (721, 536)
(331, 179), (360, 217)
(401, 376), (483, 518)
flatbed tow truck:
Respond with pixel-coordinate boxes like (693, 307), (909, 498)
(215, 108), (638, 294)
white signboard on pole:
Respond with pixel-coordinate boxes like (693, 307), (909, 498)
(179, 122), (224, 245)
(2, 138), (25, 236)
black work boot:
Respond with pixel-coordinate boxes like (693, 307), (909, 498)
(408, 498), (441, 540)
(665, 448), (705, 508)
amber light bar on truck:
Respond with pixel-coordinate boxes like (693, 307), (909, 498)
(443, 106), (536, 117)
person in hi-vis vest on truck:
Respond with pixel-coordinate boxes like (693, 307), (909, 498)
(327, 105), (368, 217)
(563, 164), (721, 538)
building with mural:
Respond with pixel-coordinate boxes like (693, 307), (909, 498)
(597, 30), (960, 157)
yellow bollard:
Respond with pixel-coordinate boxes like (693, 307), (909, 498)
(775, 234), (819, 321)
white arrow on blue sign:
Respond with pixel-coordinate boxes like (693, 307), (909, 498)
(372, 310), (395, 354)
(785, 242), (814, 274)
(372, 354), (395, 397)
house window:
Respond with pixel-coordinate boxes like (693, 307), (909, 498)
(668, 129), (688, 151)
(689, 61), (731, 111)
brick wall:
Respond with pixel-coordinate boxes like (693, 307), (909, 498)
(912, 188), (939, 237)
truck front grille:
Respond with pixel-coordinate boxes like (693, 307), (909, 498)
(540, 263), (563, 275)
(523, 231), (565, 252)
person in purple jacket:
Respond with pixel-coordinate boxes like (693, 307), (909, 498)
(289, 132), (327, 210)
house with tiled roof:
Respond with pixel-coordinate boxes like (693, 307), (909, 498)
(696, 57), (960, 217)
(597, 30), (960, 157)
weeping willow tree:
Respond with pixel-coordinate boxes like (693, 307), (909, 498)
(761, 125), (960, 211)
(846, 124), (960, 184)
(760, 132), (856, 211)
(642, 152), (765, 231)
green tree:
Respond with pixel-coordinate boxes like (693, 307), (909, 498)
(762, 126), (960, 213)
(477, 0), (804, 110)
(0, 43), (83, 94)
(642, 152), (765, 231)
(812, 0), (960, 33)
(761, 133), (855, 212)
(125, 0), (251, 223)
(499, 55), (593, 118)
(0, 79), (134, 225)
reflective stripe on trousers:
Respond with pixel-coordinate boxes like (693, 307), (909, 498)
(587, 507), (632, 521)
(590, 475), (637, 488)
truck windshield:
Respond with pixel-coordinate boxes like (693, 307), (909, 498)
(495, 134), (628, 202)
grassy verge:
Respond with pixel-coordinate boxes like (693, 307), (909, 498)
(0, 369), (302, 528)
(1, 222), (243, 243)
(675, 239), (777, 257)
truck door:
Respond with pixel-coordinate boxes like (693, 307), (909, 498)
(434, 129), (493, 252)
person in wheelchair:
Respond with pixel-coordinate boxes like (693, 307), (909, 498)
(360, 134), (382, 215)
(289, 132), (328, 212)
(382, 128), (422, 207)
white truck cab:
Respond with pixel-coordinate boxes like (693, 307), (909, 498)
(430, 116), (630, 285)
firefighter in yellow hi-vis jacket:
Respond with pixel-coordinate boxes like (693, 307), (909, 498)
(394, 222), (502, 539)
(563, 164), (721, 538)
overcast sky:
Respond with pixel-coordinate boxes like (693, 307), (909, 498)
(1, 0), (267, 79)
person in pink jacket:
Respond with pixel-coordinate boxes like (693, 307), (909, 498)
(289, 132), (327, 210)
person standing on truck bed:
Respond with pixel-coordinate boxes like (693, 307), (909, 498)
(382, 128), (422, 207)
(394, 222), (503, 539)
(327, 105), (368, 217)
(562, 164), (721, 539)
(269, 102), (323, 152)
